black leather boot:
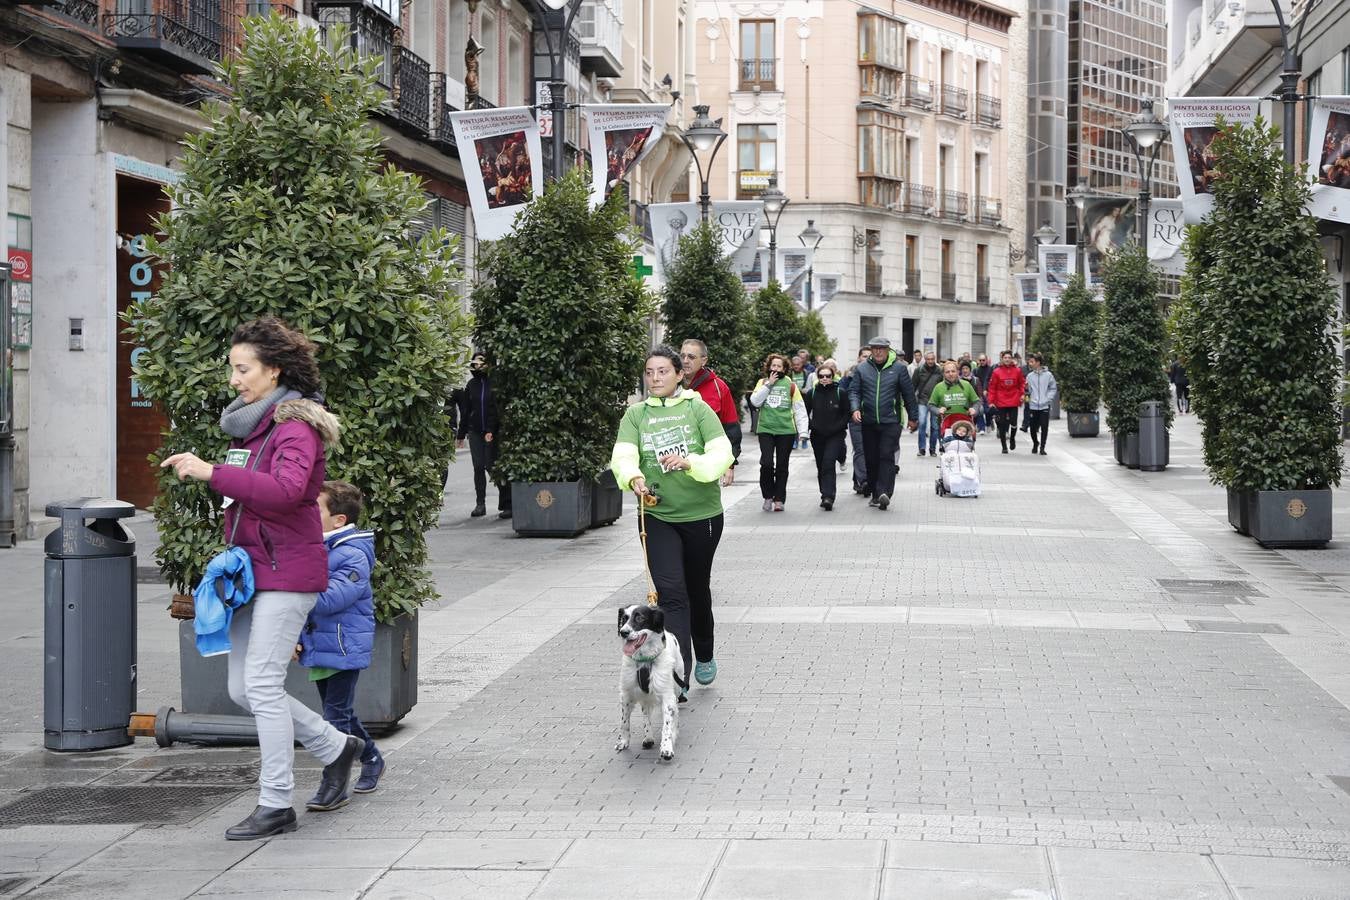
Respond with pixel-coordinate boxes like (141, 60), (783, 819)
(307, 735), (362, 812)
(225, 805), (297, 841)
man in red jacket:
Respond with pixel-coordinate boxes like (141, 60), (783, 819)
(682, 339), (742, 485)
(985, 349), (1027, 454)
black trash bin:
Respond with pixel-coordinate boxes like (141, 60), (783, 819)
(43, 498), (137, 751)
(1138, 400), (1169, 472)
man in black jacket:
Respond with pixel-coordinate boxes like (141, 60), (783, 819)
(847, 337), (919, 511)
(453, 353), (511, 519)
(910, 351), (944, 456)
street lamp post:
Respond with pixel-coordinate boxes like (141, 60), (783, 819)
(1123, 99), (1168, 255)
(679, 105), (728, 221)
(529, 0), (583, 182)
(1066, 179), (1090, 280)
(1033, 221), (1059, 319)
(798, 218), (823, 310)
(760, 175), (789, 283)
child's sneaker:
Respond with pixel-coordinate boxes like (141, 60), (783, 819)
(694, 660), (717, 685)
(353, 756), (384, 794)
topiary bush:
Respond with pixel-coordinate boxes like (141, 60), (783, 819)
(1053, 273), (1103, 414)
(1100, 242), (1173, 435)
(1169, 217), (1222, 469)
(1190, 118), (1342, 491)
(125, 15), (470, 622)
(662, 220), (755, 395)
(751, 280), (836, 364)
(471, 168), (655, 486)
(1027, 306), (1059, 372)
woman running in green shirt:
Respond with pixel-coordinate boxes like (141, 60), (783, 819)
(611, 346), (735, 697)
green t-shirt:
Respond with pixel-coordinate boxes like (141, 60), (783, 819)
(929, 378), (979, 413)
(756, 377), (800, 435)
(308, 666), (339, 682)
(616, 395), (726, 523)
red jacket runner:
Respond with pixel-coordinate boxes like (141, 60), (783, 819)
(985, 362), (1027, 409)
(687, 367), (739, 424)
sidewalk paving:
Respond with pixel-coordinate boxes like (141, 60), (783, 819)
(1, 413), (1349, 898)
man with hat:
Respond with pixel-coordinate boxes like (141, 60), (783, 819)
(847, 337), (920, 511)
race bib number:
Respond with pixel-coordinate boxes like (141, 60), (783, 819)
(225, 449), (251, 468)
(649, 425), (689, 460)
(765, 391), (785, 409)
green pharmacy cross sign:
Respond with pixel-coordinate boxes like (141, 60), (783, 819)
(631, 255), (653, 282)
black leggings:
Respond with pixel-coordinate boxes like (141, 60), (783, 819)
(812, 430), (847, 500)
(993, 406), (1019, 444)
(641, 513), (724, 682)
(758, 432), (795, 501)
(1025, 409), (1049, 448)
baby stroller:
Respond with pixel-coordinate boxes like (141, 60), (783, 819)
(934, 412), (981, 498)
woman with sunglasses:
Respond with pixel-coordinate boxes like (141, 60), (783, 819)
(807, 360), (850, 511)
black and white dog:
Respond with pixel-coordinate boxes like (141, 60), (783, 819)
(616, 604), (685, 761)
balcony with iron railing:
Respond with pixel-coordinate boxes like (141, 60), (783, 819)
(976, 277), (991, 303)
(858, 175), (903, 210)
(941, 272), (957, 300)
(314, 0), (397, 90)
(900, 182), (934, 215)
(244, 0), (298, 17)
(865, 260), (883, 295)
(904, 269), (921, 298)
(940, 190), (968, 221)
(739, 58), (777, 91)
(430, 73), (457, 149)
(975, 93), (1001, 126)
(105, 0), (235, 74)
(939, 84), (968, 118)
(392, 45), (430, 134)
(974, 196), (1002, 225)
(904, 74), (933, 109)
(54, 0), (101, 28)
(576, 0), (622, 77)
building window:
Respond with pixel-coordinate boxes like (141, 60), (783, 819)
(737, 123), (777, 198)
(971, 323), (989, 356)
(479, 9), (498, 104)
(936, 320), (955, 359)
(904, 234), (920, 298)
(858, 14), (903, 69)
(941, 239), (955, 300)
(860, 315), (884, 350)
(507, 34), (524, 106)
(447, 0), (468, 85)
(858, 108), (904, 208)
(865, 227), (882, 294)
(739, 19), (775, 89)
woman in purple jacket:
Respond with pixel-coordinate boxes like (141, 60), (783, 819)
(162, 317), (363, 841)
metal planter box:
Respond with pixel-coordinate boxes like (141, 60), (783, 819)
(1248, 489), (1332, 549)
(590, 471), (624, 529)
(178, 612), (418, 734)
(1227, 488), (1251, 535)
(1066, 411), (1099, 438)
(511, 480), (593, 537)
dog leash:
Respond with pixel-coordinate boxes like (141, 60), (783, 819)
(637, 493), (660, 608)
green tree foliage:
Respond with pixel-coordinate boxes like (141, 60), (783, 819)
(661, 221), (755, 395)
(1027, 307), (1059, 373)
(472, 169), (655, 485)
(1170, 219), (1224, 471)
(1100, 242), (1173, 435)
(125, 16), (471, 621)
(1176, 118), (1341, 490)
(1053, 273), (1103, 413)
(751, 281), (836, 367)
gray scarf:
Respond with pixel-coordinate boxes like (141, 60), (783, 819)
(219, 386), (300, 439)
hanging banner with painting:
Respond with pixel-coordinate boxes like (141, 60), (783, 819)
(1307, 97), (1350, 224)
(1037, 244), (1075, 311)
(584, 104), (669, 207)
(1166, 97), (1262, 224)
(648, 200), (763, 284)
(449, 106), (544, 241)
(1016, 273), (1041, 318)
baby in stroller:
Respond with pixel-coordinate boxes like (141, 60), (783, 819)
(935, 413), (981, 497)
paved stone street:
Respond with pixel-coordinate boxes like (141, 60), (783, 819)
(2, 413), (1350, 898)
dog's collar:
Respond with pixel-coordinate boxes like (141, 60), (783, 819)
(631, 634), (688, 695)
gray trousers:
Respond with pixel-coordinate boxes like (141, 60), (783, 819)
(227, 590), (347, 809)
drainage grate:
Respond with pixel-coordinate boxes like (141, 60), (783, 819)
(1187, 620), (1289, 634)
(1330, 776), (1350, 798)
(0, 786), (242, 826)
(148, 765), (257, 785)
(1158, 579), (1261, 596)
(1165, 593), (1253, 607)
(0, 878), (28, 896)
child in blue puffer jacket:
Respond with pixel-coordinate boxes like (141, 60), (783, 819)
(298, 480), (383, 809)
